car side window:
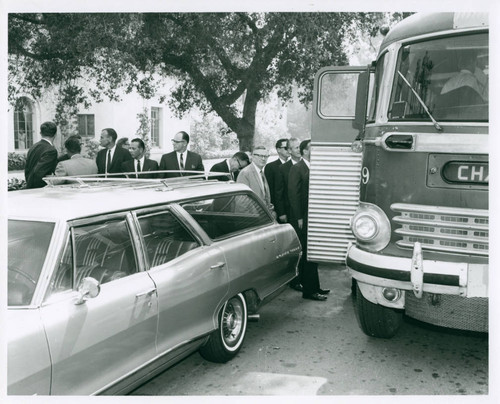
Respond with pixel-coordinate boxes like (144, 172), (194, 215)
(138, 210), (200, 268)
(181, 193), (273, 240)
(46, 219), (138, 301)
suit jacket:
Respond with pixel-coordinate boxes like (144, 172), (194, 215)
(236, 163), (272, 207)
(264, 158), (284, 206)
(52, 154), (98, 184)
(96, 146), (133, 175)
(274, 159), (296, 218)
(288, 159), (310, 225)
(121, 158), (159, 179)
(24, 139), (58, 189)
(210, 159), (233, 181)
(159, 150), (204, 178)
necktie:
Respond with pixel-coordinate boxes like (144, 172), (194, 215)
(180, 153), (184, 175)
(106, 150), (111, 176)
(260, 170), (270, 203)
(136, 160), (141, 178)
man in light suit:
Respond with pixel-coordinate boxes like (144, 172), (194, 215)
(264, 138), (289, 209)
(121, 138), (159, 179)
(24, 121), (59, 189)
(288, 139), (329, 301)
(96, 128), (133, 177)
(159, 131), (204, 178)
(236, 146), (275, 215)
(52, 136), (98, 184)
(210, 151), (250, 181)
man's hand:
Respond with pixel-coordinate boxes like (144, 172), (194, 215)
(279, 214), (287, 223)
(298, 219), (303, 230)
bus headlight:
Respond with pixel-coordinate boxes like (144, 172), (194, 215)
(350, 202), (391, 252)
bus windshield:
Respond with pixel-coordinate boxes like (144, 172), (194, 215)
(388, 33), (488, 122)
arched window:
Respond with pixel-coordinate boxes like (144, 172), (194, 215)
(14, 97), (34, 150)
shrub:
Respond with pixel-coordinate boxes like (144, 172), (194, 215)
(8, 177), (26, 191)
(8, 152), (26, 171)
(81, 138), (100, 160)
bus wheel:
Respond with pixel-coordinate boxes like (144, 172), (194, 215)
(355, 284), (402, 338)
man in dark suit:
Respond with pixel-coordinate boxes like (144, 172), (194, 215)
(96, 128), (133, 177)
(288, 139), (329, 301)
(159, 131), (204, 178)
(274, 137), (301, 224)
(121, 138), (159, 179)
(24, 121), (59, 189)
(264, 138), (289, 208)
(210, 151), (250, 181)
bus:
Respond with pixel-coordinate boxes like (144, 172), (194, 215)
(309, 12), (488, 337)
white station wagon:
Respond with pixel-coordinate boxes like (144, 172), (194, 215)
(7, 177), (301, 395)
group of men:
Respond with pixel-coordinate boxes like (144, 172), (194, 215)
(24, 123), (207, 187)
(24, 121), (327, 301)
(239, 138), (329, 302)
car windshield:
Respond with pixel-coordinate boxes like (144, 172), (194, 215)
(8, 220), (55, 306)
(388, 33), (488, 122)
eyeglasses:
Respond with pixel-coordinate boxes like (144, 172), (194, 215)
(236, 159), (243, 169)
(277, 146), (287, 149)
(171, 139), (185, 143)
(253, 154), (269, 159)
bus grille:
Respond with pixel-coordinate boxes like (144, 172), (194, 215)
(391, 203), (488, 256)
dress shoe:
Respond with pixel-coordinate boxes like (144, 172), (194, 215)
(318, 288), (330, 295)
(302, 293), (327, 301)
(289, 283), (303, 292)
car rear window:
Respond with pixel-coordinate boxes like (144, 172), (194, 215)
(8, 220), (55, 306)
(181, 193), (273, 239)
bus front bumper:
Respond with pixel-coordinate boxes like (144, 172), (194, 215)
(346, 244), (488, 301)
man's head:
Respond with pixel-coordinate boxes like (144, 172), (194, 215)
(172, 131), (189, 153)
(287, 137), (301, 161)
(40, 121), (57, 138)
(64, 136), (82, 157)
(117, 137), (130, 149)
(129, 138), (146, 160)
(251, 146), (269, 170)
(229, 151), (250, 173)
(275, 138), (290, 161)
(300, 139), (312, 161)
(100, 128), (118, 149)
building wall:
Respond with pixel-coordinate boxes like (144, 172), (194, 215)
(7, 82), (190, 162)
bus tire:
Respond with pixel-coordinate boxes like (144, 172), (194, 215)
(355, 284), (402, 338)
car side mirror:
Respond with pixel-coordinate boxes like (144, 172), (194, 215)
(74, 277), (101, 305)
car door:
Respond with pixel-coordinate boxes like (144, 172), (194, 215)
(39, 212), (158, 395)
(134, 206), (229, 355)
(180, 193), (295, 298)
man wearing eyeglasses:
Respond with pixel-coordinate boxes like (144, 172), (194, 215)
(159, 131), (204, 178)
(264, 138), (289, 213)
(236, 146), (275, 215)
(210, 151), (250, 181)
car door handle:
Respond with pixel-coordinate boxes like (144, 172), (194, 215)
(135, 288), (157, 299)
(210, 262), (226, 270)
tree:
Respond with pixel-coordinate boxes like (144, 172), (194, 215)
(8, 12), (395, 151)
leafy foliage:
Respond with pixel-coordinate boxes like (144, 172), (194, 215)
(8, 152), (27, 171)
(8, 177), (27, 191)
(8, 12), (399, 150)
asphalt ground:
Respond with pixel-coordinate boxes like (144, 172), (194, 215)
(131, 264), (490, 397)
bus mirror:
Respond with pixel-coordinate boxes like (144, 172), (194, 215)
(353, 70), (370, 135)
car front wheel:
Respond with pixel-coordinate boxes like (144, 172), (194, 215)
(199, 293), (248, 363)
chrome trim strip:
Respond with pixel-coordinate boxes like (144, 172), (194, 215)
(392, 216), (487, 230)
(391, 203), (488, 217)
(367, 133), (488, 153)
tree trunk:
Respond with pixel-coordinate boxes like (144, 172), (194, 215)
(236, 86), (260, 152)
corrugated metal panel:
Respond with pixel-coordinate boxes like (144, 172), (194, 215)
(308, 145), (362, 263)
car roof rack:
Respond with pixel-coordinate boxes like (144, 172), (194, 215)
(43, 170), (232, 191)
